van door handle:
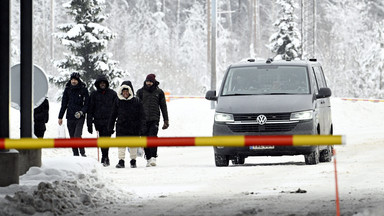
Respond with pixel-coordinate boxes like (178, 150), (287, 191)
(320, 101), (325, 104)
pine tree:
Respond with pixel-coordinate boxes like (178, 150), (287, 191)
(52, 0), (123, 91)
(268, 0), (301, 60)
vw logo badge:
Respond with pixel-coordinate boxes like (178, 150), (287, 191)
(256, 115), (267, 125)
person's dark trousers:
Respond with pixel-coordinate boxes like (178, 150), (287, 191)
(97, 124), (110, 160)
(34, 122), (46, 138)
(67, 118), (86, 156)
(143, 121), (159, 160)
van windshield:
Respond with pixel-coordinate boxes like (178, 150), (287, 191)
(221, 66), (310, 96)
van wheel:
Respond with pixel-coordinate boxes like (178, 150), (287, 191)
(320, 146), (333, 162)
(304, 146), (320, 165)
(232, 156), (245, 165)
(215, 153), (229, 167)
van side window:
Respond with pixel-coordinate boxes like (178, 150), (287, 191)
(313, 66), (327, 89)
(311, 68), (319, 94)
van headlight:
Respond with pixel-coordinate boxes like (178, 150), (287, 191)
(214, 112), (234, 122)
(290, 110), (313, 121)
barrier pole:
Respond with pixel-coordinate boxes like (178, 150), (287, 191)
(97, 131), (100, 162)
(333, 148), (340, 216)
(1, 135), (345, 149)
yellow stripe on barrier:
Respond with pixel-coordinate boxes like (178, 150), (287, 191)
(5, 138), (55, 149)
(195, 136), (245, 147)
(97, 137), (147, 148)
(293, 135), (344, 146)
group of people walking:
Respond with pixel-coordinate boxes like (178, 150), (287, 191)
(58, 72), (169, 168)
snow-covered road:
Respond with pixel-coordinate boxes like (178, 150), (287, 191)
(2, 98), (384, 215)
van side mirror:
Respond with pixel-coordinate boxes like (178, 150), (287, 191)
(205, 90), (217, 101)
(316, 87), (332, 99)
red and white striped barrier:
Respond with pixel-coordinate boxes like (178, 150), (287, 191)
(0, 135), (344, 150)
(164, 92), (204, 102)
(340, 98), (384, 103)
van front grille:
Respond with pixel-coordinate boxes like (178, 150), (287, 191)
(233, 113), (291, 121)
(228, 123), (297, 133)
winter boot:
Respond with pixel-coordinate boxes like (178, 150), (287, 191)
(116, 159), (125, 168)
(130, 159), (137, 168)
(103, 157), (110, 167)
(150, 157), (157, 166)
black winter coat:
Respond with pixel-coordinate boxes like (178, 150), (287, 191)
(87, 76), (117, 131)
(34, 98), (49, 124)
(137, 82), (169, 122)
(108, 83), (145, 136)
(58, 81), (89, 120)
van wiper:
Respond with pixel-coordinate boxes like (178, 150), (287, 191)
(267, 93), (291, 95)
(223, 93), (251, 96)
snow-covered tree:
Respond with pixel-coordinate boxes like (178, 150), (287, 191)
(10, 0), (20, 66)
(322, 0), (379, 98)
(268, 0), (301, 60)
(178, 1), (208, 93)
(52, 0), (123, 91)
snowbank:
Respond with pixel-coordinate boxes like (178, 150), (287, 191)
(0, 157), (132, 215)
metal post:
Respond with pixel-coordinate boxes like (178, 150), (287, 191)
(51, 0), (54, 62)
(20, 0), (33, 138)
(0, 0), (19, 187)
(207, 0), (211, 69)
(253, 0), (258, 56)
(210, 0), (217, 109)
(20, 0), (41, 175)
(0, 0), (10, 142)
(301, 0), (304, 59)
(313, 0), (316, 58)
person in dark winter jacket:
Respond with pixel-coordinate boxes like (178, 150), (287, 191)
(137, 74), (169, 167)
(34, 98), (49, 138)
(87, 75), (117, 166)
(58, 72), (89, 156)
(108, 81), (145, 168)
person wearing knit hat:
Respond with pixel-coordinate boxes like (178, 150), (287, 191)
(70, 72), (81, 82)
(58, 72), (89, 157)
(137, 74), (169, 167)
(145, 74), (157, 83)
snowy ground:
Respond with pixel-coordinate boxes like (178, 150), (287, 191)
(1, 98), (384, 215)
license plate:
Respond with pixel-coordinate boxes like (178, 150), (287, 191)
(250, 145), (275, 150)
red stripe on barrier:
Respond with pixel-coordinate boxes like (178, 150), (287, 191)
(54, 138), (98, 148)
(0, 138), (5, 149)
(147, 137), (195, 147)
(244, 135), (293, 146)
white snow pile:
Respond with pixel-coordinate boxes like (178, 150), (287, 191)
(0, 157), (131, 215)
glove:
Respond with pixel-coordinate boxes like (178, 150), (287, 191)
(74, 111), (83, 119)
(162, 120), (169, 130)
(87, 126), (93, 134)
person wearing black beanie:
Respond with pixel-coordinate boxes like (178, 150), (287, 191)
(58, 72), (89, 157)
(137, 74), (169, 167)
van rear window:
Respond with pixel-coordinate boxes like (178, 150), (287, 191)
(221, 66), (310, 96)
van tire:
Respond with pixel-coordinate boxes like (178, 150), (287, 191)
(215, 153), (229, 167)
(232, 156), (245, 165)
(320, 146), (333, 162)
(304, 146), (320, 165)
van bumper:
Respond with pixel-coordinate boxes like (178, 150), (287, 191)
(212, 120), (318, 156)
